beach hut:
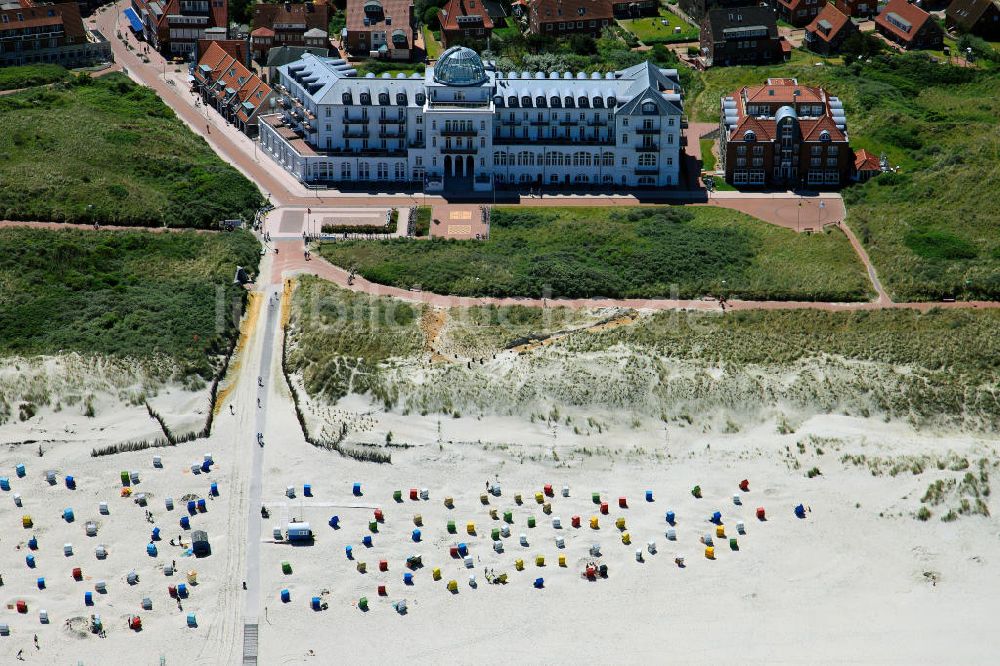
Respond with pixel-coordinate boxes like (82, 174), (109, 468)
(533, 577), (544, 589)
(562, 486), (570, 497)
(420, 488), (430, 500)
(127, 570), (139, 584)
(552, 517), (562, 529)
(152, 456), (162, 468)
(274, 527), (284, 541)
(303, 484), (312, 498)
(186, 613), (197, 627)
(26, 554), (36, 568)
(66, 476), (76, 490)
(187, 500), (197, 515)
(555, 536), (565, 549)
(705, 546), (715, 560)
(444, 496), (454, 508)
(0, 477), (9, 491)
(666, 527), (677, 541)
(95, 580), (107, 593)
(739, 479), (750, 492)
(64, 543), (74, 556)
(45, 470), (56, 484)
(542, 503), (552, 515)
(151, 527), (161, 541)
(329, 516), (340, 529)
(0, 623), (8, 635)
(590, 544), (601, 557)
(711, 511), (722, 525)
(85, 521), (97, 537)
(345, 545), (353, 560)
(403, 572), (414, 585)
(13, 493), (21, 507)
(72, 567), (82, 580)
(493, 540), (504, 553)
(447, 520), (456, 534)
(514, 559), (524, 571)
(527, 516), (536, 529)
(756, 507), (766, 521)
(467, 521), (476, 535)
(534, 491), (543, 504)
(447, 579), (458, 592)
(120, 471), (130, 486)
(519, 533), (529, 546)
(412, 529), (421, 542)
(736, 521), (746, 535)
(795, 504), (807, 519)
(165, 564), (174, 576)
(200, 460), (211, 473)
(600, 502), (609, 515)
(648, 540), (657, 554)
(63, 508), (75, 522)
(362, 535), (373, 547)
(374, 508), (384, 523)
(592, 492), (601, 504)
(280, 589), (291, 603)
(457, 542), (468, 556)
(432, 568), (442, 581)
(99, 501), (109, 515)
(135, 493), (147, 507)
(692, 485), (702, 498)
(571, 516), (581, 528)
(615, 517), (626, 531)
(210, 483), (219, 497)
(379, 559), (389, 572)
(409, 488), (418, 501)
(22, 515), (32, 528)
(503, 511), (513, 523)
(84, 592), (94, 606)
(621, 533), (631, 545)
(285, 486), (295, 499)
(480, 493), (490, 505)
(39, 609), (48, 623)
(352, 483), (362, 496)
(665, 511), (676, 525)
(165, 497), (174, 511)
(464, 555), (474, 569)
(177, 583), (188, 597)
(377, 585), (387, 596)
(179, 516), (190, 530)
(16, 600), (27, 613)
(590, 516), (599, 529)
(514, 493), (523, 505)
(500, 525), (511, 538)
(311, 596), (323, 610)
(716, 525), (726, 539)
(192, 530), (210, 557)
(196, 499), (207, 513)
(704, 533), (714, 547)
(142, 597), (152, 610)
(635, 549), (643, 562)
(130, 471), (140, 484)
(730, 538), (739, 551)
(28, 535), (37, 549)
(368, 520), (378, 533)
(358, 597), (369, 611)
(646, 490), (654, 502)
(393, 489), (403, 502)
(95, 545), (107, 559)
(147, 543), (157, 557)
(733, 494), (742, 506)
(619, 496), (628, 508)
(287, 522), (313, 542)
(129, 615), (142, 631)
(16, 464), (25, 478)
(357, 562), (367, 573)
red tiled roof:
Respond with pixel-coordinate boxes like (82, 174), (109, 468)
(876, 0), (931, 42)
(438, 0), (494, 31)
(251, 26), (275, 37)
(801, 114), (845, 141)
(195, 42), (273, 123)
(805, 4), (851, 43)
(254, 0), (331, 32)
(777, 0), (805, 11)
(530, 0), (613, 22)
(346, 0), (413, 37)
(744, 79), (824, 104)
(854, 148), (880, 171)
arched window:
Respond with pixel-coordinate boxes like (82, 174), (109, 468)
(602, 152), (613, 166)
(494, 152), (502, 166)
(638, 154), (657, 167)
(743, 130), (756, 142)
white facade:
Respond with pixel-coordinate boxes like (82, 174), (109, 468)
(259, 47), (684, 192)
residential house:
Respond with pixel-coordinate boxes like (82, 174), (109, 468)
(251, 0), (329, 62)
(193, 40), (274, 135)
(258, 47), (685, 190)
(775, 0), (824, 28)
(678, 0), (750, 22)
(700, 6), (786, 67)
(830, 0), (877, 18)
(438, 0), (493, 48)
(526, 0), (613, 38)
(875, 0), (943, 49)
(946, 0), (1000, 39)
(803, 4), (857, 54)
(195, 37), (248, 64)
(129, 0), (228, 60)
(719, 77), (854, 188)
(853, 148), (882, 181)
(344, 0), (414, 59)
(0, 0), (110, 67)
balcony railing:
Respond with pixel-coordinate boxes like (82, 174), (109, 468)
(343, 116), (368, 124)
(440, 127), (478, 135)
(440, 145), (477, 154)
(378, 117), (406, 125)
(634, 166), (659, 174)
(635, 127), (659, 134)
(379, 130), (404, 139)
(343, 129), (369, 138)
(636, 144), (658, 152)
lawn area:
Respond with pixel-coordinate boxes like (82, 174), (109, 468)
(700, 138), (716, 172)
(352, 61), (426, 77)
(618, 8), (698, 44)
(0, 74), (263, 228)
(0, 228), (260, 378)
(423, 26), (443, 59)
(688, 54), (1000, 301)
(0, 64), (71, 91)
(320, 206), (871, 301)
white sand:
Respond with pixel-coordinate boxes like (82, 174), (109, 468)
(1, 306), (997, 664)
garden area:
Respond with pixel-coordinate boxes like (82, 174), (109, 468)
(0, 74), (263, 228)
(618, 7), (699, 45)
(320, 206), (871, 301)
(0, 227), (260, 379)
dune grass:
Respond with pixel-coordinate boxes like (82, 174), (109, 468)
(0, 74), (263, 228)
(320, 206), (871, 301)
(0, 64), (71, 91)
(0, 228), (260, 378)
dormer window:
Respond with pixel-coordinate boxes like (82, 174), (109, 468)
(415, 92), (426, 104)
(819, 129), (831, 142)
(396, 92), (407, 105)
(642, 101), (656, 114)
(379, 92), (389, 105)
(743, 130), (756, 142)
(342, 92), (352, 104)
(360, 92), (371, 104)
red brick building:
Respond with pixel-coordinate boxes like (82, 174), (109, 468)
(830, 0), (877, 18)
(875, 0), (943, 49)
(251, 0), (329, 62)
(129, 0), (228, 60)
(803, 4), (857, 54)
(700, 6), (784, 67)
(344, 0), (414, 59)
(438, 0), (493, 48)
(719, 78), (854, 188)
(775, 0), (824, 28)
(193, 40), (275, 135)
(526, 0), (612, 38)
(853, 148), (882, 182)
(0, 0), (110, 67)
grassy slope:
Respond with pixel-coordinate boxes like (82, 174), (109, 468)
(321, 206), (871, 301)
(0, 64), (71, 91)
(619, 8), (698, 44)
(688, 54), (1000, 301)
(0, 74), (262, 228)
(0, 228), (260, 378)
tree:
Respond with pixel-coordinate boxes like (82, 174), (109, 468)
(568, 34), (597, 56)
(422, 5), (442, 29)
(839, 31), (883, 61)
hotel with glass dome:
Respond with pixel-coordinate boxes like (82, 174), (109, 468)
(258, 46), (685, 192)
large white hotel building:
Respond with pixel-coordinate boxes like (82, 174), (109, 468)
(259, 46), (684, 192)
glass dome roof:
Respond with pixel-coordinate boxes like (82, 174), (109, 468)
(433, 47), (488, 86)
